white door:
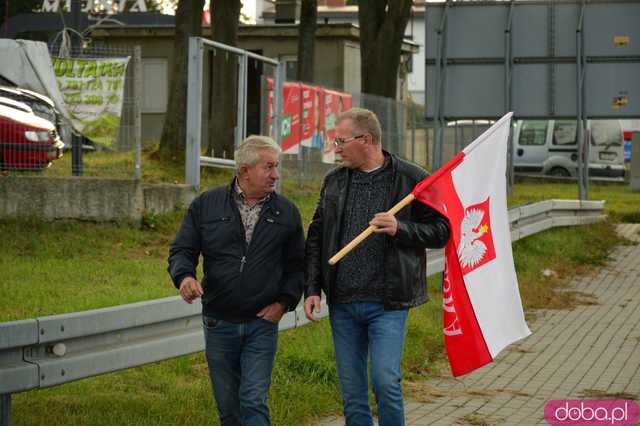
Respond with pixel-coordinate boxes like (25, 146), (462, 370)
(588, 120), (625, 178)
(513, 120), (548, 174)
(547, 120), (579, 176)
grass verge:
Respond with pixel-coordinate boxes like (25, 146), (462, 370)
(6, 220), (622, 426)
(510, 179), (640, 221)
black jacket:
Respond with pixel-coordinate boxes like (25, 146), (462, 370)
(168, 181), (305, 322)
(304, 153), (450, 309)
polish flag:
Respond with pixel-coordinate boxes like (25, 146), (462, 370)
(412, 112), (531, 376)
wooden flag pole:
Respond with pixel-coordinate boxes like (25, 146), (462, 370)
(328, 193), (416, 265)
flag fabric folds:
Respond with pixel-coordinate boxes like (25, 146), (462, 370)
(412, 112), (531, 376)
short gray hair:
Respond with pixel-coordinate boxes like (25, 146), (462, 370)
(337, 108), (382, 144)
(234, 135), (281, 171)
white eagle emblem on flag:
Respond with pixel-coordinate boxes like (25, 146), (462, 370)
(457, 208), (489, 268)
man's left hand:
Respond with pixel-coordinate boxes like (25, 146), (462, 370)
(257, 302), (286, 323)
(370, 212), (398, 236)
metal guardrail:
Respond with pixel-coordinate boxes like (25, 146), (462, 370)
(0, 199), (606, 424)
(200, 156), (236, 170)
(425, 199), (605, 278)
(515, 173), (626, 183)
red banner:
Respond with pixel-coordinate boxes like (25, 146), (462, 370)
(321, 89), (352, 163)
(268, 80), (352, 162)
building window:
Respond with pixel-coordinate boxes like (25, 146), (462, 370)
(141, 58), (168, 113)
(280, 55), (298, 81)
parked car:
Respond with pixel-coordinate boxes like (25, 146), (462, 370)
(513, 119), (625, 179)
(0, 101), (65, 170)
(0, 85), (99, 153)
(0, 86), (61, 131)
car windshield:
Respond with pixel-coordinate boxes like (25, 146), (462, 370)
(591, 120), (622, 147)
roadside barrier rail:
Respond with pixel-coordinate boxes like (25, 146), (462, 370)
(0, 199), (606, 425)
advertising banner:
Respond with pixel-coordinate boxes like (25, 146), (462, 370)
(52, 56), (130, 147)
(322, 89), (352, 164)
(281, 83), (302, 154)
(300, 84), (315, 148)
(268, 79), (352, 163)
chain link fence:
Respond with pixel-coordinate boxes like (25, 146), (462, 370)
(1, 43), (141, 177)
(274, 87), (492, 187)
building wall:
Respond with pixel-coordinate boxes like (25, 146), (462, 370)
(237, 35), (354, 93)
(93, 31), (175, 142)
(260, 8), (426, 105)
(342, 41), (361, 93)
(90, 24), (412, 143)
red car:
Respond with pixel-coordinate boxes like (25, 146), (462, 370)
(0, 101), (65, 170)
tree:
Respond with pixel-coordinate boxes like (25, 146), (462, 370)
(159, 0), (205, 157)
(296, 0), (317, 83)
(357, 0), (412, 154)
(357, 0), (412, 99)
(207, 0), (242, 158)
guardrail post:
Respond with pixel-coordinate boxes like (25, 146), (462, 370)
(1, 393), (10, 426)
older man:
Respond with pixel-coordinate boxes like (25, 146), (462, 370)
(168, 135), (304, 426)
(304, 108), (450, 426)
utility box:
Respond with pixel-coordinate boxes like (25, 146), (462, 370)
(631, 133), (640, 192)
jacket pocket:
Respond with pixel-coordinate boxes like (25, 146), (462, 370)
(201, 216), (235, 253)
(256, 216), (289, 247)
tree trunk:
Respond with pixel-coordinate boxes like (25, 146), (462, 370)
(159, 0), (204, 157)
(358, 0), (411, 98)
(297, 0), (317, 83)
(357, 0), (412, 154)
(208, 0), (242, 158)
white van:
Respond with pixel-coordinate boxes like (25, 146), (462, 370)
(513, 119), (625, 179)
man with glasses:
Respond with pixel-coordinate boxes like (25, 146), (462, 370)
(304, 108), (450, 426)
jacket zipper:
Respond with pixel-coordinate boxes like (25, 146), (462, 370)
(232, 199), (273, 275)
(229, 195), (249, 274)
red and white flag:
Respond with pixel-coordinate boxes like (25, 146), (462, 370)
(412, 112), (531, 376)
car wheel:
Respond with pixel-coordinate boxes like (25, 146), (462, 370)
(548, 167), (570, 177)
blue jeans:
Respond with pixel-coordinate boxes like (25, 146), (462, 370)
(203, 316), (278, 426)
(329, 303), (408, 426)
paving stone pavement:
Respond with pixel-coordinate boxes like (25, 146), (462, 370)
(313, 224), (640, 426)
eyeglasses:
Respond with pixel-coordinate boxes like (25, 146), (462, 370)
(333, 134), (366, 148)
